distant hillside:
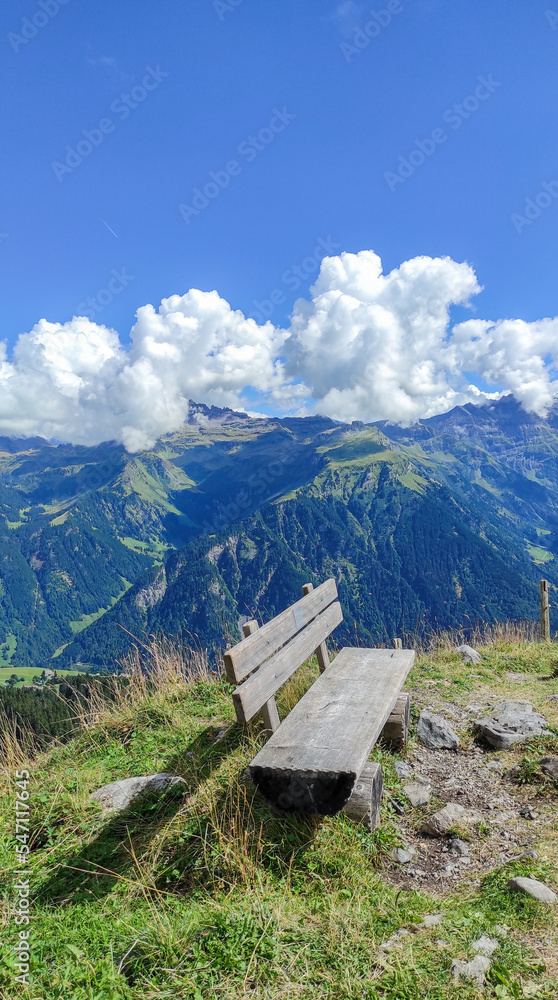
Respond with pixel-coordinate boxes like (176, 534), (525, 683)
(1, 396), (558, 667)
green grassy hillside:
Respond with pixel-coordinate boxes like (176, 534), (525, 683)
(1, 635), (557, 999)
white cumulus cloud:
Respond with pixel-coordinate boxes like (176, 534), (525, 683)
(2, 250), (558, 450)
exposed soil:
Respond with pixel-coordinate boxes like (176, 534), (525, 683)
(384, 681), (558, 895)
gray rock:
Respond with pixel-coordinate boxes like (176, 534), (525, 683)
(422, 914), (444, 927)
(390, 847), (416, 864)
(507, 877), (557, 904)
(394, 761), (413, 779)
(449, 837), (470, 856)
(471, 935), (499, 956)
(475, 700), (549, 750)
(403, 781), (432, 807)
(417, 710), (460, 750)
(421, 802), (483, 837)
(387, 794), (406, 815)
(455, 644), (481, 665)
(451, 954), (491, 987)
(379, 928), (410, 952)
(90, 773), (186, 814)
(541, 757), (558, 780)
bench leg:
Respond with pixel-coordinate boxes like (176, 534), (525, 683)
(242, 619), (280, 737)
(380, 692), (410, 748)
(343, 762), (383, 832)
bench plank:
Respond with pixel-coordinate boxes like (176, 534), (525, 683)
(224, 578), (338, 684)
(248, 647), (415, 814)
(232, 600), (343, 724)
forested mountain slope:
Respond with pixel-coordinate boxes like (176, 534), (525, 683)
(1, 396), (557, 667)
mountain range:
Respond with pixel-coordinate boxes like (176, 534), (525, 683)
(1, 395), (557, 669)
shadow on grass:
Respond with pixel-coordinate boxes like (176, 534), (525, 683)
(37, 722), (322, 904)
(36, 724), (245, 904)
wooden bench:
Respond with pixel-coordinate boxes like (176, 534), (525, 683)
(224, 579), (414, 829)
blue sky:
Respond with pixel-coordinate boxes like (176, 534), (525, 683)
(1, 0), (558, 446)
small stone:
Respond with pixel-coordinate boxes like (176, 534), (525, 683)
(520, 849), (538, 860)
(493, 924), (508, 937)
(390, 847), (416, 864)
(394, 760), (413, 779)
(90, 773), (186, 815)
(387, 794), (406, 815)
(541, 757), (558, 780)
(417, 710), (460, 750)
(455, 644), (481, 665)
(449, 838), (470, 856)
(519, 804), (538, 820)
(422, 914), (443, 927)
(379, 928), (409, 952)
(451, 954), (491, 986)
(435, 939), (449, 948)
(484, 759), (504, 772)
(475, 701), (549, 750)
(441, 862), (456, 873)
(471, 935), (499, 956)
(403, 781), (432, 807)
(420, 802), (483, 837)
(507, 877), (557, 903)
(504, 765), (521, 780)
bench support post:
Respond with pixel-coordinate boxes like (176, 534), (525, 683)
(380, 692), (410, 748)
(242, 620), (280, 736)
(343, 762), (383, 832)
(302, 583), (330, 672)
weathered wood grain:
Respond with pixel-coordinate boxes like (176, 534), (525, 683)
(540, 578), (550, 641)
(343, 762), (383, 831)
(380, 692), (410, 748)
(302, 582), (330, 673)
(248, 647), (415, 813)
(224, 578), (338, 683)
(242, 620), (280, 735)
(232, 601), (343, 724)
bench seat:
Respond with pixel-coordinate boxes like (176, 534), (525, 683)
(248, 646), (415, 815)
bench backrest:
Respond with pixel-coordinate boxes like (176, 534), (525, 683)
(224, 578), (342, 729)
